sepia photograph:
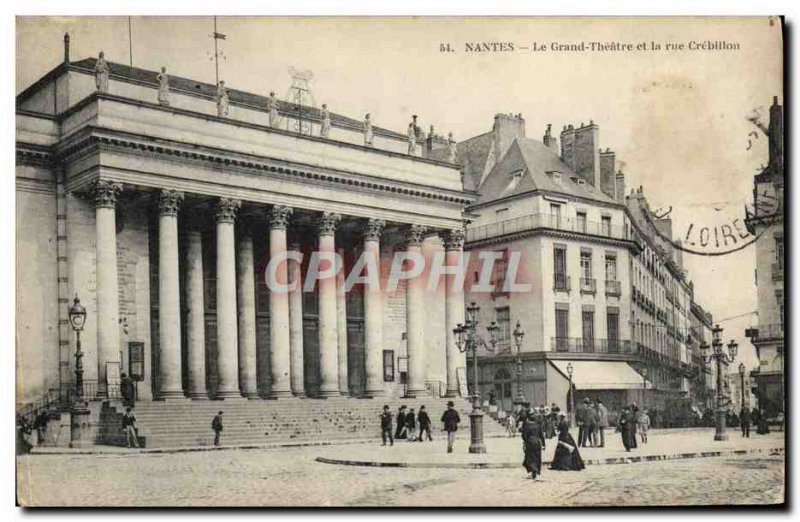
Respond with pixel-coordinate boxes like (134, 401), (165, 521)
(13, 14), (785, 507)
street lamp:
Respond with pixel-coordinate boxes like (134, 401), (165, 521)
(738, 362), (746, 412)
(67, 295), (91, 449)
(700, 324), (738, 441)
(453, 301), (499, 454)
(642, 367), (648, 409)
(512, 321), (525, 405)
(68, 295), (87, 400)
(566, 362), (575, 427)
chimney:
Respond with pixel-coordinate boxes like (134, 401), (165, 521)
(615, 170), (626, 203)
(768, 96), (783, 174)
(560, 125), (575, 169)
(543, 124), (558, 154)
(599, 148), (616, 199)
(493, 113), (526, 159)
(572, 121), (600, 186)
(425, 124), (436, 157)
(64, 33), (70, 64)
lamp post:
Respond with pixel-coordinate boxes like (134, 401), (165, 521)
(642, 367), (648, 409)
(512, 321), (525, 405)
(700, 324), (737, 441)
(68, 295), (92, 448)
(738, 362), (746, 412)
(453, 301), (499, 454)
(566, 362), (575, 427)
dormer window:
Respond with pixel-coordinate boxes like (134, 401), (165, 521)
(503, 169), (526, 194)
(548, 171), (563, 184)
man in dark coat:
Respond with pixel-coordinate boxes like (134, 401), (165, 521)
(380, 405), (394, 446)
(33, 410), (50, 445)
(740, 407), (751, 438)
(406, 408), (417, 441)
(521, 413), (546, 480)
(595, 399), (608, 448)
(586, 400), (599, 447)
(120, 372), (136, 408)
(212, 411), (223, 446)
(441, 401), (461, 453)
(417, 405), (432, 442)
(576, 398), (590, 447)
(618, 406), (636, 451)
(395, 406), (407, 440)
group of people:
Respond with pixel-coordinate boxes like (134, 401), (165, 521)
(616, 403), (649, 450)
(16, 410), (54, 453)
(732, 407), (775, 437)
(380, 404), (435, 446)
(517, 404), (586, 480)
(575, 398), (611, 448)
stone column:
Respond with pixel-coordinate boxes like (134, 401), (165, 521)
(236, 223), (259, 398)
(215, 198), (242, 398)
(336, 246), (349, 395)
(443, 228), (467, 397)
(405, 224), (428, 398)
(288, 240), (305, 396)
(92, 180), (123, 398)
(317, 212), (341, 396)
(185, 226), (207, 399)
(268, 206), (293, 397)
(157, 189), (185, 399)
(363, 219), (385, 397)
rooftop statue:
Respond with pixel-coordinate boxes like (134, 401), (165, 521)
(215, 81), (229, 117)
(364, 113), (373, 146)
(157, 67), (170, 107)
(94, 51), (109, 93)
(320, 103), (331, 138)
(267, 91), (280, 128)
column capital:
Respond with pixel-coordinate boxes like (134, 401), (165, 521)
(158, 189), (184, 216)
(316, 212), (341, 237)
(269, 205), (293, 230)
(91, 180), (123, 209)
(442, 228), (465, 251)
(404, 224), (428, 247)
(215, 198), (241, 224)
(362, 218), (385, 242)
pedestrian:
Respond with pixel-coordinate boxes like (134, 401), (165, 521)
(441, 400), (461, 453)
(380, 405), (394, 446)
(550, 412), (585, 471)
(595, 399), (608, 448)
(576, 398), (590, 447)
(212, 411), (223, 446)
(33, 409), (49, 445)
(506, 414), (517, 437)
(756, 409), (770, 434)
(488, 390), (496, 406)
(521, 412), (546, 480)
(395, 406), (407, 440)
(120, 372), (136, 408)
(18, 415), (33, 454)
(740, 407), (751, 438)
(617, 406), (636, 451)
(542, 404), (552, 439)
(637, 409), (650, 444)
(586, 400), (599, 447)
(406, 407), (418, 442)
(417, 405), (432, 442)
(122, 407), (139, 448)
(549, 403), (560, 439)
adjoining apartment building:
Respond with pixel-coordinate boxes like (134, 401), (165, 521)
(460, 114), (714, 422)
(745, 96), (785, 418)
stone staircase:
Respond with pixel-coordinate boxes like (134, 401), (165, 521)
(130, 396), (507, 448)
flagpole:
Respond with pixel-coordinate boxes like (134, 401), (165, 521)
(128, 17), (133, 67)
(213, 16), (219, 85)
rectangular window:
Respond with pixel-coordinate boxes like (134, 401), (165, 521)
(776, 237), (784, 268)
(605, 255), (617, 281)
(582, 311), (595, 352)
(601, 216), (612, 236)
(554, 246), (568, 290)
(496, 307), (511, 351)
(383, 350), (395, 382)
(555, 308), (569, 351)
(576, 212), (587, 233)
(607, 312), (620, 353)
(550, 203), (562, 228)
(492, 249), (509, 294)
(580, 252), (592, 279)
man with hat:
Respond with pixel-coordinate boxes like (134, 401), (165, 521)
(441, 401), (461, 453)
(576, 398), (591, 447)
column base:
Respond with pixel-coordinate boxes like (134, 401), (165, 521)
(714, 432), (729, 441)
(365, 388), (386, 397)
(317, 389), (341, 397)
(268, 390), (294, 399)
(444, 390), (460, 398)
(215, 389), (245, 400)
(241, 391), (260, 400)
(292, 392), (307, 398)
(157, 390), (187, 401)
(188, 392), (209, 400)
(406, 388), (427, 398)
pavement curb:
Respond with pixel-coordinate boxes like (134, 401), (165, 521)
(314, 446), (785, 469)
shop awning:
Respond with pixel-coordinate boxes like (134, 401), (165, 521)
(550, 360), (652, 390)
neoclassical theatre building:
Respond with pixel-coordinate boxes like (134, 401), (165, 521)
(16, 39), (472, 406)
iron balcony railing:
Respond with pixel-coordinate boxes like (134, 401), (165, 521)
(579, 277), (596, 294)
(551, 337), (634, 355)
(605, 280), (621, 296)
(466, 212), (629, 243)
(554, 273), (571, 291)
(751, 323), (784, 341)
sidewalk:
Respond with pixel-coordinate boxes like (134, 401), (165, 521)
(314, 428), (785, 469)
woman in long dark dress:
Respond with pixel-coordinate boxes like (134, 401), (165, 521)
(521, 413), (546, 480)
(618, 406), (637, 451)
(550, 412), (585, 471)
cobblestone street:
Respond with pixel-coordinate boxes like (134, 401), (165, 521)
(17, 431), (785, 507)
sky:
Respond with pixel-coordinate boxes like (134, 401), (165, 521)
(15, 16), (784, 370)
